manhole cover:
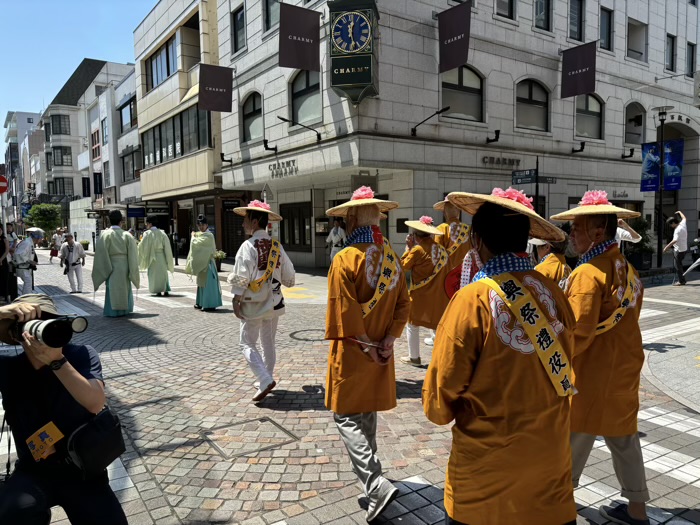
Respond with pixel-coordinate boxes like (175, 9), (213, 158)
(289, 329), (326, 342)
(203, 417), (300, 458)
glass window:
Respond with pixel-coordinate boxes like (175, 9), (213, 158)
(442, 66), (483, 122)
(146, 36), (177, 91)
(516, 80), (549, 131)
(666, 34), (676, 71)
(44, 123), (51, 141)
(167, 35), (177, 76)
(576, 94), (603, 139)
(48, 181), (55, 194)
(54, 177), (74, 196)
(624, 103), (645, 145)
(183, 106), (198, 154)
(104, 161), (111, 188)
(600, 8), (613, 51)
(291, 70), (321, 124)
(51, 115), (70, 135)
(91, 130), (101, 160)
(687, 43), (696, 77)
(627, 19), (648, 62)
(198, 109), (210, 149)
(174, 113), (182, 157)
(242, 93), (263, 142)
(123, 154), (134, 183)
(154, 125), (161, 164)
(82, 177), (91, 198)
(45, 152), (53, 171)
(53, 146), (72, 166)
(569, 0), (584, 41)
(102, 118), (109, 145)
(232, 6), (246, 53)
(93, 172), (103, 196)
(280, 202), (312, 252)
(496, 0), (514, 19)
(534, 0), (550, 31)
(265, 0), (280, 30)
(120, 100), (136, 133)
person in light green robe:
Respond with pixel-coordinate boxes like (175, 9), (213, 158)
(138, 216), (174, 296)
(185, 215), (222, 311)
(92, 210), (141, 317)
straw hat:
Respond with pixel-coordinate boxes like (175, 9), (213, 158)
(433, 197), (449, 211)
(234, 200), (283, 222)
(326, 186), (399, 217)
(447, 188), (565, 242)
(405, 216), (443, 235)
(550, 190), (640, 221)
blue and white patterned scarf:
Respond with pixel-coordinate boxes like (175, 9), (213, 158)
(576, 239), (616, 268)
(345, 226), (377, 246)
(473, 252), (534, 283)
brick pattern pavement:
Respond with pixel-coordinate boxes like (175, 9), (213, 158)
(0, 253), (697, 524)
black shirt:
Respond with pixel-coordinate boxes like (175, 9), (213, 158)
(0, 344), (104, 469)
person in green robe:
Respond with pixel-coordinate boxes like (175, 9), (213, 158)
(138, 216), (174, 296)
(185, 215), (222, 311)
(92, 210), (140, 317)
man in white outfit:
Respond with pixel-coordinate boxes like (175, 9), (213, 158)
(59, 233), (86, 293)
(13, 233), (40, 295)
(228, 200), (295, 402)
(326, 219), (347, 262)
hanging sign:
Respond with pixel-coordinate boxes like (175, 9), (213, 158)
(198, 64), (234, 112)
(561, 41), (597, 99)
(279, 3), (321, 72)
(438, 0), (472, 73)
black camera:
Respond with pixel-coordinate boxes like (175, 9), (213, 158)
(11, 316), (88, 348)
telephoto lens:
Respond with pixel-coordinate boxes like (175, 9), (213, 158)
(18, 316), (88, 348)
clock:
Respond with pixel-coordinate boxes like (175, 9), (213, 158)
(332, 11), (372, 54)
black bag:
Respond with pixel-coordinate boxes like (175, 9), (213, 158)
(67, 407), (125, 477)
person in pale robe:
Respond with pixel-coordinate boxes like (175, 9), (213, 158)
(138, 216), (174, 296)
(185, 215), (222, 311)
(551, 191), (649, 525)
(228, 201), (295, 403)
(424, 188), (577, 525)
(530, 233), (572, 287)
(325, 218), (347, 262)
(399, 216), (449, 366)
(92, 210), (140, 317)
(325, 187), (409, 523)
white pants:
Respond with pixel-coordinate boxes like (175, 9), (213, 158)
(406, 323), (421, 359)
(240, 316), (279, 388)
(67, 264), (83, 292)
(16, 269), (33, 296)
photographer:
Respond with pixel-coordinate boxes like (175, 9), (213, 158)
(0, 295), (127, 525)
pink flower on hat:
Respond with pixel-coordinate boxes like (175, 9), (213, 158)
(579, 190), (610, 206)
(248, 200), (271, 211)
(351, 186), (375, 200)
(491, 187), (534, 210)
(419, 216), (434, 225)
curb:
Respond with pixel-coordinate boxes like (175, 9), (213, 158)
(642, 344), (700, 415)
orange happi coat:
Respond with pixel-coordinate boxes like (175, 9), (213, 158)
(437, 218), (471, 270)
(325, 242), (410, 414)
(536, 253), (572, 284)
(566, 244), (644, 437)
(423, 271), (577, 525)
(400, 237), (450, 330)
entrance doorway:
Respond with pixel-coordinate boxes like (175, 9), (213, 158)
(222, 199), (245, 258)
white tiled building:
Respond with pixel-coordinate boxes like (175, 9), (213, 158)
(216, 0), (700, 268)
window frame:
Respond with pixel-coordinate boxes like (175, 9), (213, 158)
(575, 94), (604, 140)
(101, 118), (109, 145)
(145, 35), (178, 92)
(232, 5), (246, 54)
(91, 130), (101, 160)
(624, 103), (645, 145)
(82, 177), (91, 198)
(441, 65), (484, 122)
(534, 0), (551, 31)
(264, 0), (280, 31)
(666, 34), (677, 71)
(515, 79), (549, 132)
(569, 0), (585, 42)
(120, 98), (138, 134)
(291, 70), (322, 125)
(687, 42), (697, 77)
(51, 115), (70, 135)
(280, 202), (313, 252)
(241, 92), (264, 143)
(52, 146), (72, 167)
(600, 7), (613, 51)
(496, 0), (515, 20)
(45, 152), (53, 171)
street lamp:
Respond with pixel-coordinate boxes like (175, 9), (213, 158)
(652, 106), (674, 268)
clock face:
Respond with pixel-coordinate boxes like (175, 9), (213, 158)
(332, 11), (372, 54)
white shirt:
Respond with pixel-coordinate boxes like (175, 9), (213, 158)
(60, 242), (85, 266)
(13, 239), (35, 268)
(326, 227), (347, 248)
(615, 227), (642, 251)
(673, 219), (688, 252)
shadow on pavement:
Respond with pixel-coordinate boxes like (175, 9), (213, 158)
(644, 342), (685, 353)
(396, 378), (424, 400)
(255, 387), (325, 411)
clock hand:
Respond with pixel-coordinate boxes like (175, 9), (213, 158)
(348, 17), (356, 50)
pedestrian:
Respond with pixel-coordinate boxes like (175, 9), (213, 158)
(13, 232), (41, 296)
(0, 295), (128, 525)
(663, 210), (688, 286)
(0, 225), (10, 304)
(424, 187), (577, 525)
(227, 200), (295, 402)
(399, 216), (449, 366)
(6, 223), (19, 252)
(616, 219), (641, 254)
(59, 233), (86, 294)
(530, 233), (572, 287)
(551, 190), (649, 525)
(325, 186), (409, 523)
(49, 229), (62, 264)
(92, 210), (141, 317)
(325, 218), (347, 262)
(138, 216), (174, 297)
(185, 215), (222, 311)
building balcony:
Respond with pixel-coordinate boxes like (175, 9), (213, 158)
(140, 148), (215, 200)
(138, 63), (199, 130)
(77, 150), (91, 171)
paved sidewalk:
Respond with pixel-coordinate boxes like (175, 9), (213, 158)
(1, 255), (698, 525)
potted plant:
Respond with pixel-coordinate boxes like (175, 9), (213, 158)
(80, 240), (90, 251)
(625, 217), (654, 271)
(214, 250), (226, 272)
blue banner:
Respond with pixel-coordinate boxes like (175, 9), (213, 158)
(641, 139), (684, 192)
(20, 204), (32, 219)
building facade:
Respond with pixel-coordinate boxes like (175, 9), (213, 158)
(214, 0), (700, 268)
(3, 110), (41, 225)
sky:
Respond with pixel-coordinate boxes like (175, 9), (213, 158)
(1, 0), (155, 128)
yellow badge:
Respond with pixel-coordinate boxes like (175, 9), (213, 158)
(26, 422), (64, 462)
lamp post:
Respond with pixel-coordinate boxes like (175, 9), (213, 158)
(652, 106), (674, 268)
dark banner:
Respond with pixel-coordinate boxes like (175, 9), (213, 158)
(279, 3), (321, 72)
(640, 139), (685, 192)
(561, 41), (597, 99)
(438, 0), (472, 74)
(198, 64), (233, 112)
